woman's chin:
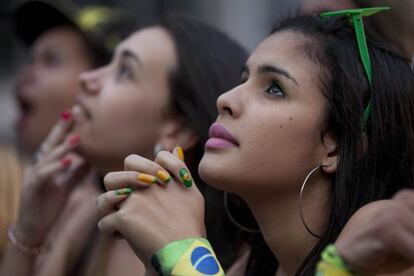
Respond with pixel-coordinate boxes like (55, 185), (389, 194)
(198, 155), (235, 192)
(77, 146), (125, 175)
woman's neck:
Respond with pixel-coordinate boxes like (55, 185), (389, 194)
(244, 177), (332, 275)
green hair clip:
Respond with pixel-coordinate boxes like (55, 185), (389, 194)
(320, 7), (390, 124)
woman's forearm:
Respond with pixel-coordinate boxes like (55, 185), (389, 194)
(0, 242), (37, 276)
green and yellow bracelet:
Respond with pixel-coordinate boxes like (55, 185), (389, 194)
(151, 238), (225, 276)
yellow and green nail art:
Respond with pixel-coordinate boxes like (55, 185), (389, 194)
(115, 187), (132, 195)
(156, 170), (172, 184)
(176, 145), (185, 161)
(179, 168), (192, 187)
(138, 173), (157, 185)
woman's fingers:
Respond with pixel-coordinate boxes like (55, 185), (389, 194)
(31, 159), (72, 185)
(390, 227), (414, 262)
(104, 171), (161, 191)
(124, 154), (160, 171)
(172, 145), (185, 161)
(124, 154), (173, 183)
(97, 190), (130, 216)
(122, 154), (173, 184)
(389, 194), (414, 261)
(98, 213), (119, 236)
(155, 150), (194, 189)
(39, 134), (81, 165)
(394, 189), (414, 211)
(55, 159), (90, 189)
(336, 191), (414, 275)
(120, 147), (190, 190)
(38, 109), (74, 155)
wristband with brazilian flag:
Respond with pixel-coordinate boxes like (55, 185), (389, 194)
(151, 238), (225, 276)
(316, 244), (357, 276)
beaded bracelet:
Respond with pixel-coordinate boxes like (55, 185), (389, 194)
(7, 225), (47, 255)
(151, 238), (225, 276)
(316, 244), (357, 276)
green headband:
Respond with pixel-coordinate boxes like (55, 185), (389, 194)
(320, 7), (390, 124)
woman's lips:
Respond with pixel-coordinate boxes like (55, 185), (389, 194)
(73, 98), (91, 121)
(16, 93), (34, 130)
(205, 122), (238, 149)
(17, 95), (32, 113)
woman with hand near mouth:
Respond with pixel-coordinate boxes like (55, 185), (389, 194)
(13, 0), (129, 154)
(0, 0), (131, 263)
(1, 13), (248, 276)
(96, 13), (414, 276)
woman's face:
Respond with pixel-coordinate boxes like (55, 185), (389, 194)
(199, 31), (330, 198)
(16, 26), (93, 153)
(74, 27), (178, 172)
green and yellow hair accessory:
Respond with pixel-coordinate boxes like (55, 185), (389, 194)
(321, 7), (390, 124)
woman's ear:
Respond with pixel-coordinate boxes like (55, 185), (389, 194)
(321, 132), (338, 174)
(156, 116), (199, 151)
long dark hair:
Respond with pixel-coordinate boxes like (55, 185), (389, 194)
(159, 13), (249, 269)
(245, 15), (414, 275)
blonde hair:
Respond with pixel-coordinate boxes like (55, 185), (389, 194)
(0, 145), (22, 257)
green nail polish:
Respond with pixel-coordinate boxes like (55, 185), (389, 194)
(179, 168), (192, 187)
(115, 187), (132, 195)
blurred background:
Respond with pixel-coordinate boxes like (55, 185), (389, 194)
(0, 0), (299, 144)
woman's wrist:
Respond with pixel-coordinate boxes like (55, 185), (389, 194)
(13, 219), (46, 246)
(316, 244), (357, 276)
(151, 237), (224, 276)
(7, 224), (48, 255)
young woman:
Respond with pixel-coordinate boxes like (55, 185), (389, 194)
(0, 0), (130, 260)
(0, 14), (247, 276)
(96, 14), (414, 275)
(13, 0), (126, 153)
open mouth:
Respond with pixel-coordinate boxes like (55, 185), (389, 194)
(73, 99), (92, 121)
(16, 94), (33, 118)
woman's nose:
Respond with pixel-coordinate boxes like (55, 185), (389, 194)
(217, 85), (243, 118)
(79, 68), (102, 95)
(17, 64), (36, 88)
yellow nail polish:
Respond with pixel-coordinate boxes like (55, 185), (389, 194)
(156, 170), (172, 184)
(137, 173), (157, 185)
(176, 145), (184, 161)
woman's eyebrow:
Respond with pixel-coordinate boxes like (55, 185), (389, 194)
(257, 64), (298, 86)
(119, 49), (142, 67)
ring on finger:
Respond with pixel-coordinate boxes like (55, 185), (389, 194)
(31, 150), (43, 163)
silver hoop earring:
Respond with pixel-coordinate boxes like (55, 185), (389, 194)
(153, 143), (163, 156)
(299, 165), (325, 239)
(224, 192), (261, 234)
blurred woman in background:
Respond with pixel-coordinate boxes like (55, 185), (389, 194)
(1, 13), (248, 276)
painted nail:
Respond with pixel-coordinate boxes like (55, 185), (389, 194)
(137, 173), (157, 185)
(156, 170), (172, 184)
(61, 109), (72, 121)
(179, 168), (192, 187)
(61, 157), (72, 167)
(68, 134), (81, 146)
(175, 145), (184, 161)
(115, 187), (132, 196)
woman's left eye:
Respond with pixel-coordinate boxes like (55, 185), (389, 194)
(265, 80), (285, 97)
(117, 63), (132, 80)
